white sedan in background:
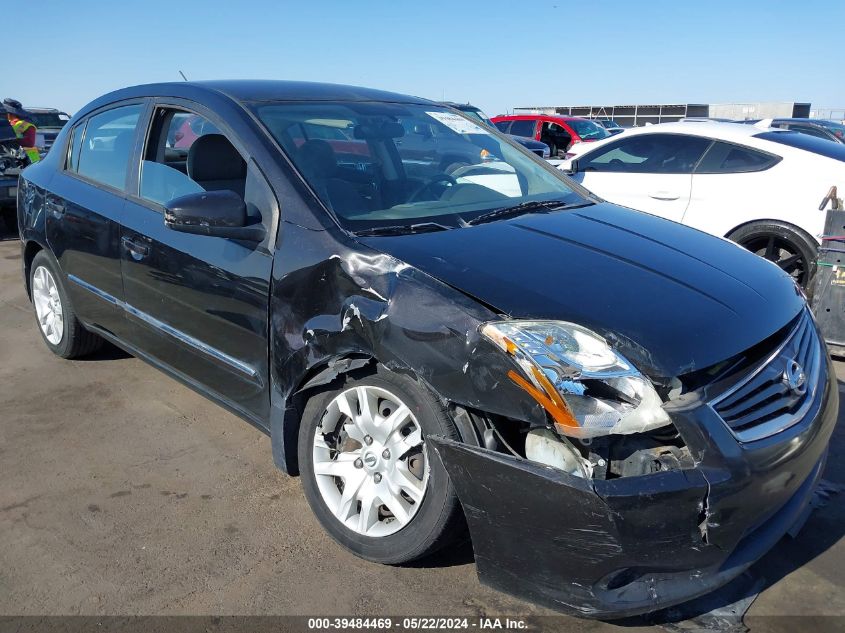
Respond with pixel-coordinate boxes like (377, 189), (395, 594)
(555, 122), (845, 288)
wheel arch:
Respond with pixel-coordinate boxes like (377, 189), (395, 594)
(22, 238), (47, 300)
(271, 354), (377, 476)
(725, 218), (821, 247)
(270, 352), (485, 476)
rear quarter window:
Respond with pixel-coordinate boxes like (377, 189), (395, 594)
(695, 141), (780, 174)
(73, 104), (143, 190)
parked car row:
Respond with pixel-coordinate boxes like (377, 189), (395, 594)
(14, 80), (838, 619)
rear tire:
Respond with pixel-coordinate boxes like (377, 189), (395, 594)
(298, 366), (465, 564)
(728, 221), (818, 291)
(29, 251), (103, 359)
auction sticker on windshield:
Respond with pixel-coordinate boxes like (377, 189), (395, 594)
(426, 111), (490, 135)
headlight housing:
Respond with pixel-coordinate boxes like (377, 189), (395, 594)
(481, 320), (671, 438)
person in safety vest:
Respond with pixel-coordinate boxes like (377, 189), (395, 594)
(3, 98), (41, 164)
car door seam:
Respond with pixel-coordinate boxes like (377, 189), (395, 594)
(66, 274), (259, 381)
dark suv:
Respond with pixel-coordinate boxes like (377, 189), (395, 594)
(16, 80), (837, 619)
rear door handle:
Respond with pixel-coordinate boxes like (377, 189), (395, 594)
(121, 236), (151, 260)
(45, 195), (65, 217)
(648, 191), (680, 201)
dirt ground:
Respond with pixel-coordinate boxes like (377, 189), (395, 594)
(0, 234), (843, 632)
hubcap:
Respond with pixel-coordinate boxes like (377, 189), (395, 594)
(312, 385), (429, 537)
(740, 234), (809, 288)
(32, 266), (64, 345)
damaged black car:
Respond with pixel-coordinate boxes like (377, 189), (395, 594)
(16, 81), (838, 618)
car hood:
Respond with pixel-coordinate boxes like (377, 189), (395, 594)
(359, 203), (805, 377)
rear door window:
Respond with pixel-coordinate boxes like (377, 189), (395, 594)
(508, 120), (536, 138)
(787, 124), (832, 140)
(695, 141), (780, 173)
(74, 104), (143, 190)
(581, 134), (711, 174)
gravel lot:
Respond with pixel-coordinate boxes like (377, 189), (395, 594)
(0, 233), (843, 632)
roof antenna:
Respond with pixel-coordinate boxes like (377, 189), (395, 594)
(178, 70), (189, 82)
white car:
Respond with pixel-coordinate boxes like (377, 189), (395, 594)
(556, 121), (845, 288)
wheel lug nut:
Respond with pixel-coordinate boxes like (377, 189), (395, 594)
(354, 458), (363, 469)
(382, 449), (390, 459)
(374, 472), (382, 483)
(364, 435), (373, 445)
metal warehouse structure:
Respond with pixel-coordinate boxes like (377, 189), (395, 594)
(512, 102), (812, 127)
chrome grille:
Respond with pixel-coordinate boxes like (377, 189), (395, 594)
(709, 311), (823, 443)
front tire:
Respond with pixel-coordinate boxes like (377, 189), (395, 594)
(728, 221), (818, 290)
(298, 367), (465, 564)
(29, 251), (103, 359)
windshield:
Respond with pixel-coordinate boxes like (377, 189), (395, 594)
(568, 119), (609, 140)
(458, 108), (494, 127)
(26, 112), (69, 129)
(254, 102), (587, 232)
(817, 120), (845, 141)
(755, 131), (845, 162)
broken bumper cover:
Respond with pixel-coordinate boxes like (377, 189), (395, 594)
(430, 359), (838, 619)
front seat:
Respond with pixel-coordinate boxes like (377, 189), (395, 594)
(297, 139), (371, 216)
(187, 134), (246, 198)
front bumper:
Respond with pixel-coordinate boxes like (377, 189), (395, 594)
(430, 356), (838, 619)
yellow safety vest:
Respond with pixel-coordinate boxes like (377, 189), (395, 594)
(10, 118), (41, 164)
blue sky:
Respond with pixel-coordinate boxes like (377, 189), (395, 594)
(15, 0), (845, 117)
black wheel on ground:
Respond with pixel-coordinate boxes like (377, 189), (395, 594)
(29, 250), (103, 359)
(298, 365), (465, 564)
(728, 221), (818, 291)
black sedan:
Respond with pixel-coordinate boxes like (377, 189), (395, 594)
(15, 80), (837, 618)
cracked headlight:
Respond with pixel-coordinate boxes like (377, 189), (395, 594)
(481, 320), (671, 438)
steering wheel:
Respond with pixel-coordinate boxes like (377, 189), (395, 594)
(407, 173), (457, 203)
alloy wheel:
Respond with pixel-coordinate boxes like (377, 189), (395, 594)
(32, 265), (64, 345)
(740, 233), (809, 288)
(312, 385), (429, 537)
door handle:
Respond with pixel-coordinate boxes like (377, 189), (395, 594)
(45, 195), (65, 217)
(121, 236), (151, 260)
(648, 191), (681, 201)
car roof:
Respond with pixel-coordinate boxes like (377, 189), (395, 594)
(494, 114), (587, 122)
(772, 118), (827, 125)
(612, 120), (788, 142)
(440, 101), (479, 110)
(86, 80), (433, 110)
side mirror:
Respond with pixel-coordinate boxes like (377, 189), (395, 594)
(164, 190), (265, 242)
(563, 159), (579, 175)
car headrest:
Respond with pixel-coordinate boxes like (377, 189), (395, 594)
(111, 131), (134, 157)
(188, 134), (246, 182)
(298, 139), (337, 179)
